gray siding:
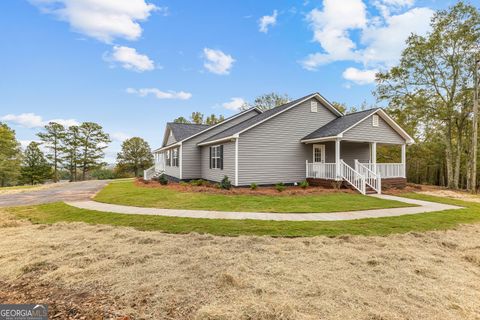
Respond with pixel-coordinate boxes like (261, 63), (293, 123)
(166, 129), (176, 146)
(200, 142), (235, 183)
(238, 98), (339, 185)
(304, 141), (370, 168)
(162, 147), (180, 178)
(343, 115), (405, 144)
(181, 110), (259, 180)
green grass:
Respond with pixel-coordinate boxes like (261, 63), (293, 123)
(5, 194), (480, 237)
(93, 181), (413, 213)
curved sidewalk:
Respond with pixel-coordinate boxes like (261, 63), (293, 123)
(65, 194), (462, 221)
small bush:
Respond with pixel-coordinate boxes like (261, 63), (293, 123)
(299, 180), (309, 189)
(157, 174), (168, 185)
(250, 183), (258, 190)
(220, 176), (232, 190)
(275, 182), (286, 192)
(179, 181), (189, 186)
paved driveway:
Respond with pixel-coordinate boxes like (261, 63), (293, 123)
(0, 180), (109, 207)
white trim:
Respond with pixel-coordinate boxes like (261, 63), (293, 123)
(401, 143), (406, 178)
(198, 136), (236, 147)
(301, 135), (341, 144)
(235, 137), (239, 186)
(335, 138), (341, 180)
(154, 108), (262, 152)
(371, 142), (377, 165)
(154, 142), (181, 153)
(312, 144), (325, 163)
(179, 142), (183, 179)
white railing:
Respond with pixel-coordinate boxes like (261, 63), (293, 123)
(360, 162), (405, 178)
(355, 160), (381, 194)
(155, 159), (165, 172)
(143, 166), (156, 180)
(306, 162), (337, 179)
(340, 160), (366, 195)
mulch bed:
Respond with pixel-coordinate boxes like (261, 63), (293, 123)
(0, 277), (131, 320)
(136, 179), (355, 196)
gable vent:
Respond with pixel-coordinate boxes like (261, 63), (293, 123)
(310, 100), (318, 113)
(372, 114), (379, 127)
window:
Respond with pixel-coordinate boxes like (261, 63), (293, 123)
(313, 144), (325, 163)
(172, 148), (179, 167)
(310, 100), (318, 113)
(166, 150), (171, 166)
(169, 130), (173, 137)
(209, 145), (223, 169)
(372, 114), (379, 127)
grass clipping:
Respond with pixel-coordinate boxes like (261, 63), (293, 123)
(0, 212), (479, 319)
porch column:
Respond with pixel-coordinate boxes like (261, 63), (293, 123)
(335, 138), (341, 180)
(401, 143), (406, 178)
(370, 142), (377, 164)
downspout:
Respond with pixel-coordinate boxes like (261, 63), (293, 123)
(179, 142), (183, 180)
(234, 135), (239, 187)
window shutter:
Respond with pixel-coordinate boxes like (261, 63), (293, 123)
(209, 147), (212, 169)
(220, 145), (224, 170)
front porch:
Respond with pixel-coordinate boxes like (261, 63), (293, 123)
(304, 139), (407, 194)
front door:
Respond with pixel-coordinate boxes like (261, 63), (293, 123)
(313, 144), (325, 163)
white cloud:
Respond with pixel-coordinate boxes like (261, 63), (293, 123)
(342, 67), (378, 85)
(111, 132), (131, 142)
(126, 88), (192, 100)
(301, 0), (434, 81)
(259, 10), (278, 33)
(105, 46), (155, 72)
(222, 97), (246, 111)
(0, 113), (79, 128)
(203, 48), (235, 75)
(30, 0), (159, 43)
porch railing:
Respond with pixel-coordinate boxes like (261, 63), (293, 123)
(143, 166), (156, 180)
(306, 162), (337, 180)
(359, 162), (405, 178)
(355, 160), (381, 194)
(340, 160), (366, 195)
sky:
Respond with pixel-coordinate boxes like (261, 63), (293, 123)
(0, 0), (476, 163)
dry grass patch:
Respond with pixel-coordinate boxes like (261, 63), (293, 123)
(0, 212), (479, 319)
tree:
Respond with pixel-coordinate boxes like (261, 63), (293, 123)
(37, 122), (65, 182)
(375, 1), (480, 189)
(61, 125), (81, 182)
(241, 92), (290, 111)
(190, 112), (204, 124)
(20, 142), (51, 185)
(0, 122), (21, 187)
(205, 114), (225, 125)
(173, 116), (189, 124)
(116, 137), (154, 177)
(331, 101), (348, 114)
(77, 122), (111, 180)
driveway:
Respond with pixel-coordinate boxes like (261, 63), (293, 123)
(0, 180), (109, 207)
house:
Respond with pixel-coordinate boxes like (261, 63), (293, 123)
(144, 93), (414, 194)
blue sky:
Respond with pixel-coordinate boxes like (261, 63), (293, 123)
(0, 0), (475, 162)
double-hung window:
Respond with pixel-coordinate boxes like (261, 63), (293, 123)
(172, 148), (179, 167)
(209, 145), (223, 170)
(166, 150), (171, 166)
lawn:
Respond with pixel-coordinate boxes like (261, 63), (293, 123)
(6, 194), (480, 237)
(94, 181), (413, 213)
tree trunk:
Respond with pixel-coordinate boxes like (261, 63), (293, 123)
(453, 132), (462, 189)
(470, 62), (478, 193)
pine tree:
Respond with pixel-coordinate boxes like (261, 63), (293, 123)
(0, 122), (21, 187)
(78, 122), (110, 180)
(20, 142), (51, 185)
(37, 122), (65, 182)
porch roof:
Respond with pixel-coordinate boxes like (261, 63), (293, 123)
(302, 108), (378, 141)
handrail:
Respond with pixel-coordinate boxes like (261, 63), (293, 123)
(143, 165), (156, 180)
(355, 160), (381, 194)
(306, 162), (337, 179)
(340, 160), (366, 195)
(359, 162), (404, 178)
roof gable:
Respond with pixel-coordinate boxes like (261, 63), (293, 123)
(162, 123), (210, 147)
(198, 93), (342, 145)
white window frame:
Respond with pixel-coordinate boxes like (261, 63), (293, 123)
(312, 144), (325, 163)
(372, 114), (379, 127)
(211, 145), (222, 169)
(172, 148), (179, 167)
(310, 100), (318, 113)
(166, 149), (171, 166)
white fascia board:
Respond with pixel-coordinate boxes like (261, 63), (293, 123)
(300, 136), (341, 144)
(197, 136), (237, 146)
(153, 142), (181, 153)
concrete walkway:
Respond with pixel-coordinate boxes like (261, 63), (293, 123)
(66, 194), (462, 221)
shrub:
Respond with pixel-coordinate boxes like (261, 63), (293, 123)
(90, 168), (117, 180)
(275, 182), (286, 192)
(179, 181), (189, 186)
(220, 176), (232, 190)
(157, 174), (168, 185)
(299, 180), (309, 189)
(250, 183), (258, 190)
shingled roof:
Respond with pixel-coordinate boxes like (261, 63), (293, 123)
(302, 108), (379, 141)
(199, 93), (329, 145)
(167, 123), (210, 143)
